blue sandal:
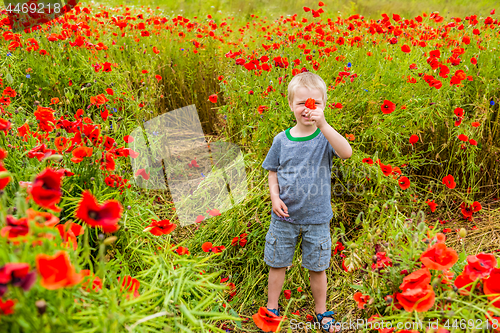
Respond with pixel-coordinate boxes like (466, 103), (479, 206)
(266, 308), (280, 316)
(315, 310), (341, 332)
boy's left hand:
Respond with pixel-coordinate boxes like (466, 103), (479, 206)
(305, 107), (327, 129)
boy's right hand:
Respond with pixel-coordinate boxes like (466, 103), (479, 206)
(272, 198), (289, 218)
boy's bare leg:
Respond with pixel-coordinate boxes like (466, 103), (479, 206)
(310, 270), (341, 332)
(267, 267), (287, 310)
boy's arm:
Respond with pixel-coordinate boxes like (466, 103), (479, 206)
(318, 123), (352, 160)
(268, 171), (289, 217)
(268, 171), (280, 201)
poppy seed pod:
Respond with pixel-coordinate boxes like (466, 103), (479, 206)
(35, 300), (47, 315)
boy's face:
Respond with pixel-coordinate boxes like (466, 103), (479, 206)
(288, 86), (325, 127)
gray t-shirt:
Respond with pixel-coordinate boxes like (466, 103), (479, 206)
(262, 127), (339, 225)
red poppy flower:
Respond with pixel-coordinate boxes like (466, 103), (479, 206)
(420, 242), (458, 270)
(284, 289), (291, 299)
(195, 215), (205, 223)
(426, 199), (437, 212)
(258, 105), (269, 114)
(454, 273), (474, 296)
(237, 238), (247, 248)
(398, 176), (411, 190)
(35, 251), (83, 290)
(399, 268), (431, 291)
(353, 292), (370, 309)
(396, 285), (435, 312)
(458, 134), (468, 141)
(0, 148), (7, 160)
(409, 134), (419, 145)
(173, 246), (190, 255)
(379, 161), (393, 176)
(305, 98), (316, 109)
(381, 100), (396, 114)
(472, 201), (482, 212)
(362, 158), (373, 165)
(118, 275), (140, 298)
(33, 105), (56, 132)
(372, 252), (392, 270)
(56, 221), (84, 250)
(90, 94), (109, 106)
(105, 88), (114, 95)
(0, 118), (12, 135)
(0, 162), (11, 190)
(123, 135), (134, 143)
(202, 242), (213, 252)
(442, 175), (456, 189)
(471, 122), (480, 127)
(54, 137), (69, 153)
(0, 263), (36, 293)
(252, 307), (285, 332)
(0, 215), (29, 240)
(71, 146), (93, 163)
(401, 45), (411, 53)
(100, 152), (116, 171)
(207, 209), (221, 217)
(333, 241), (345, 255)
(0, 299), (15, 315)
(0, 263), (27, 282)
(463, 253), (496, 280)
(146, 219), (176, 236)
(81, 269), (102, 292)
(483, 268), (500, 308)
(29, 168), (62, 211)
(460, 202), (473, 219)
(75, 190), (123, 233)
(135, 168), (150, 180)
(209, 94), (218, 103)
(188, 159), (199, 168)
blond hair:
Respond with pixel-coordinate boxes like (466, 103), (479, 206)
(287, 72), (327, 105)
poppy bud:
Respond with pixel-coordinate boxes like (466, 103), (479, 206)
(103, 236), (117, 245)
(372, 255), (378, 263)
(36, 299), (47, 315)
(458, 228), (467, 238)
(98, 233), (105, 240)
(417, 221), (426, 232)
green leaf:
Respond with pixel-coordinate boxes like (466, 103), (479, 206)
(229, 309), (242, 329)
(349, 284), (364, 290)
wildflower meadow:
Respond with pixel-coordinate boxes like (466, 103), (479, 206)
(0, 0), (500, 332)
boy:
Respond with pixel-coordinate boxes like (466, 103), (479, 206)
(262, 72), (352, 333)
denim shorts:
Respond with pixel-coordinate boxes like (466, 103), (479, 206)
(264, 218), (332, 272)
